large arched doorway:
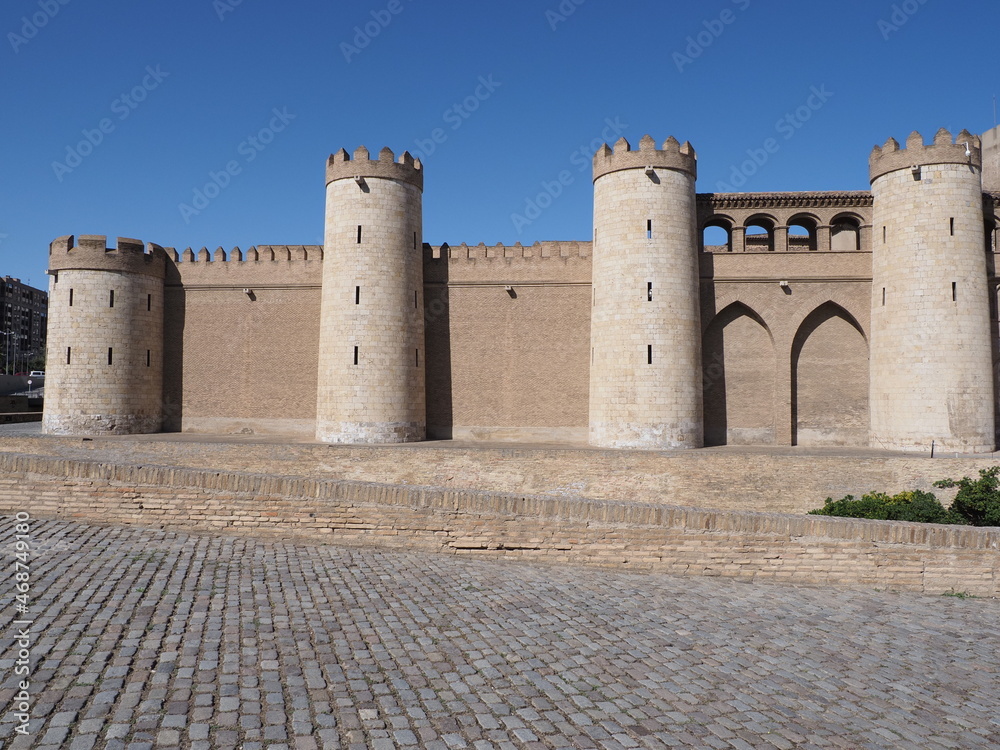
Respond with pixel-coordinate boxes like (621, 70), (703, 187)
(792, 303), (869, 446)
(703, 303), (776, 445)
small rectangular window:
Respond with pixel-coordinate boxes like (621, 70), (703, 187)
(647, 282), (653, 301)
(355, 286), (360, 305)
(147, 294), (152, 311)
(414, 290), (418, 309)
(647, 219), (652, 239)
(647, 344), (653, 365)
(66, 347), (71, 365)
(882, 287), (886, 306)
(146, 350), (151, 367)
(108, 348), (113, 365)
(357, 225), (362, 244)
(353, 346), (358, 366)
(952, 281), (957, 302)
(109, 290), (115, 308)
(883, 226), (886, 243)
(69, 289), (73, 306)
(950, 218), (955, 236)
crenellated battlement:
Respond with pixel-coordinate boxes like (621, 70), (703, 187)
(48, 234), (167, 279)
(869, 128), (982, 182)
(592, 134), (697, 182)
(423, 241), (591, 262)
(326, 145), (423, 191)
(166, 245), (323, 264)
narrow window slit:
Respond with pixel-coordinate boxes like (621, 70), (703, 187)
(353, 346), (358, 366)
(147, 294), (152, 311)
(647, 219), (652, 239)
(146, 350), (151, 367)
(882, 287), (886, 306)
(647, 344), (653, 365)
(69, 289), (73, 307)
(950, 218), (955, 236)
(883, 226), (886, 243)
(109, 290), (114, 308)
(647, 282), (653, 301)
(355, 286), (360, 305)
(66, 347), (71, 365)
(952, 282), (957, 302)
(415, 349), (419, 367)
(108, 348), (113, 365)
(357, 225), (362, 244)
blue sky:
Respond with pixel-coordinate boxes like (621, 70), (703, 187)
(1, 0), (998, 288)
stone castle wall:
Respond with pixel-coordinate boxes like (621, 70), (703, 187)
(42, 130), (1000, 450)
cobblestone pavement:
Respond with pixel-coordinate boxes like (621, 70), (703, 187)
(1, 518), (998, 750)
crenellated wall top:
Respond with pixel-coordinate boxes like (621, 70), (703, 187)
(48, 235), (167, 279)
(326, 146), (423, 191)
(593, 134), (697, 182)
(869, 128), (982, 183)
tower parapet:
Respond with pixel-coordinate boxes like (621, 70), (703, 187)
(869, 128), (981, 182)
(43, 235), (166, 436)
(868, 128), (994, 452)
(317, 147), (426, 443)
(48, 234), (167, 278)
(592, 134), (696, 182)
(326, 146), (423, 191)
(589, 135), (703, 449)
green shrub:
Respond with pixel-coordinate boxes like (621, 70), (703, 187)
(934, 467), (1000, 527)
(809, 489), (964, 524)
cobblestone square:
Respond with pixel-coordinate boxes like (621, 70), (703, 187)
(1, 518), (999, 749)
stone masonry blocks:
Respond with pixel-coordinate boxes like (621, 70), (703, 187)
(590, 138), (703, 448)
(316, 149), (426, 443)
(870, 134), (994, 452)
(43, 237), (166, 436)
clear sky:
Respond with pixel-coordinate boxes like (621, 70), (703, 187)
(1, 0), (998, 288)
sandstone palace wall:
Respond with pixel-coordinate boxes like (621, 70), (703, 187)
(41, 128), (1000, 452)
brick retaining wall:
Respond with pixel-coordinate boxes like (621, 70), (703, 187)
(2, 452), (998, 596)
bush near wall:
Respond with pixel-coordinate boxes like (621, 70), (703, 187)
(811, 467), (1000, 527)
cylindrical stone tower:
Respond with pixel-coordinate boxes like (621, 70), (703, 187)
(589, 135), (703, 449)
(316, 146), (426, 443)
(869, 128), (994, 452)
(43, 235), (166, 435)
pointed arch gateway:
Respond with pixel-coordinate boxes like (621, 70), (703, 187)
(702, 302), (776, 446)
(792, 302), (869, 446)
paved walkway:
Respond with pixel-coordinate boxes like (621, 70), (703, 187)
(1, 518), (998, 749)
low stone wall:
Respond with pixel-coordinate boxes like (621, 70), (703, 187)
(4, 436), (1000, 514)
(3, 452), (998, 596)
